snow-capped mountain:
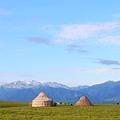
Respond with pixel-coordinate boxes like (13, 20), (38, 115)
(0, 80), (89, 90)
(0, 80), (41, 88)
(0, 82), (7, 86)
(0, 80), (71, 89)
(43, 82), (70, 89)
(0, 80), (88, 89)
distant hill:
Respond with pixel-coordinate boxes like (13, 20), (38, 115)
(82, 80), (120, 102)
(0, 80), (120, 103)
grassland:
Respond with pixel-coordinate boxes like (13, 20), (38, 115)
(0, 101), (120, 120)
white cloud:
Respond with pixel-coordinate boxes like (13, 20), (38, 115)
(54, 22), (118, 44)
(96, 36), (120, 45)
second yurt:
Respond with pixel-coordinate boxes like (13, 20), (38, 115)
(75, 96), (93, 106)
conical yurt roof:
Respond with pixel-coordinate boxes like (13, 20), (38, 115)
(37, 92), (50, 98)
(75, 96), (93, 106)
(32, 92), (54, 107)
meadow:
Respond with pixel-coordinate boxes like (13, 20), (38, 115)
(0, 101), (120, 120)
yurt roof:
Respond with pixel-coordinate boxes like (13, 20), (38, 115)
(34, 92), (53, 101)
(75, 96), (93, 106)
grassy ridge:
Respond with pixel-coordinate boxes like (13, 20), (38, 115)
(0, 101), (120, 120)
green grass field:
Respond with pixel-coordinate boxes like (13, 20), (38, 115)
(0, 101), (120, 120)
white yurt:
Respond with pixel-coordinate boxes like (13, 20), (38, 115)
(31, 92), (54, 107)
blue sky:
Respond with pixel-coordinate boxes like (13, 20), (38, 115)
(0, 0), (120, 86)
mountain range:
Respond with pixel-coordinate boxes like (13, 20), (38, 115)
(0, 80), (120, 103)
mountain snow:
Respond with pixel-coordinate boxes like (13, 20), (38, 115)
(0, 80), (87, 89)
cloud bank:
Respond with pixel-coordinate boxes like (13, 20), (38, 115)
(54, 22), (118, 44)
(24, 22), (120, 47)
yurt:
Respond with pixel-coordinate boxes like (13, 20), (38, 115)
(75, 96), (93, 106)
(31, 92), (54, 107)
